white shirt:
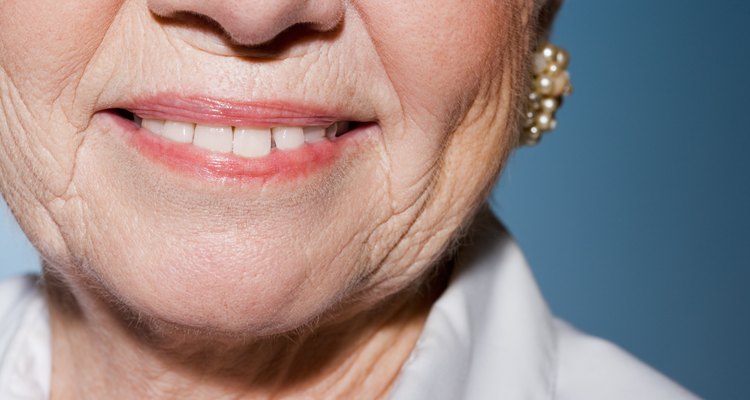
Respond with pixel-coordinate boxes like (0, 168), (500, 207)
(0, 214), (697, 399)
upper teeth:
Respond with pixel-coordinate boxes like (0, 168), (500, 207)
(137, 117), (345, 158)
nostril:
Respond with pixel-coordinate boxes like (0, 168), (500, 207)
(247, 23), (343, 57)
(148, 0), (345, 49)
(152, 10), (228, 42)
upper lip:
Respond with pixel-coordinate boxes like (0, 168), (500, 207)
(110, 95), (370, 127)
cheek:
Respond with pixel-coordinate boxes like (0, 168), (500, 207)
(0, 1), (123, 193)
(0, 1), (120, 105)
(359, 0), (506, 126)
(349, 1), (526, 274)
(0, 1), (126, 267)
(354, 0), (513, 203)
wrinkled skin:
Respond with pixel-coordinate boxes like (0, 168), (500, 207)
(0, 0), (544, 398)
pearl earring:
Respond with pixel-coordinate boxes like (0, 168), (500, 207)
(521, 42), (573, 146)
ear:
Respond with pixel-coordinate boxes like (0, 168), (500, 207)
(536, 0), (563, 42)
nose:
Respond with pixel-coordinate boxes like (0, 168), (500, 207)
(148, 0), (344, 46)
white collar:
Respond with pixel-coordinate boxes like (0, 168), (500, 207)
(0, 276), (51, 400)
(389, 210), (557, 399)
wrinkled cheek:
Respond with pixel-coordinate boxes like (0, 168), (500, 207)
(359, 0), (507, 131)
(0, 0), (121, 112)
(354, 0), (512, 197)
(0, 1), (122, 195)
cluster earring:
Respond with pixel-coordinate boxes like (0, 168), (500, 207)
(521, 42), (573, 146)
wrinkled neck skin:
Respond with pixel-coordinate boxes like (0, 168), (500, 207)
(44, 259), (450, 400)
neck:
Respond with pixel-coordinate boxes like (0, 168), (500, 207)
(45, 267), (448, 399)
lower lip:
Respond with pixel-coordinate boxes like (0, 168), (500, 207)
(103, 112), (376, 183)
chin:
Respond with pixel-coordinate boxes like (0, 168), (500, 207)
(88, 243), (354, 338)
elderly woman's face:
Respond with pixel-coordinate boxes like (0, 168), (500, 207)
(0, 1), (531, 333)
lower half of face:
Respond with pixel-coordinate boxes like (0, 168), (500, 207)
(0, 0), (533, 336)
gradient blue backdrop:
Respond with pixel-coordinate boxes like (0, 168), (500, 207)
(1, 1), (748, 399)
(491, 1), (750, 399)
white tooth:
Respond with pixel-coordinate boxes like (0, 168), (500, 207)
(272, 127), (305, 150)
(134, 115), (143, 127)
(303, 127), (326, 143)
(325, 123), (338, 140)
(142, 119), (164, 136)
(193, 124), (233, 153)
(233, 127), (271, 158)
(161, 121), (195, 143)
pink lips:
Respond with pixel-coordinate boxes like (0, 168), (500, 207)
(126, 96), (345, 128)
(106, 95), (373, 183)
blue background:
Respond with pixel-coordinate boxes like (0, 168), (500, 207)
(1, 1), (748, 398)
(492, 1), (750, 399)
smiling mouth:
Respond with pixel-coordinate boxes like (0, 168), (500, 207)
(113, 108), (359, 159)
(104, 101), (375, 182)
